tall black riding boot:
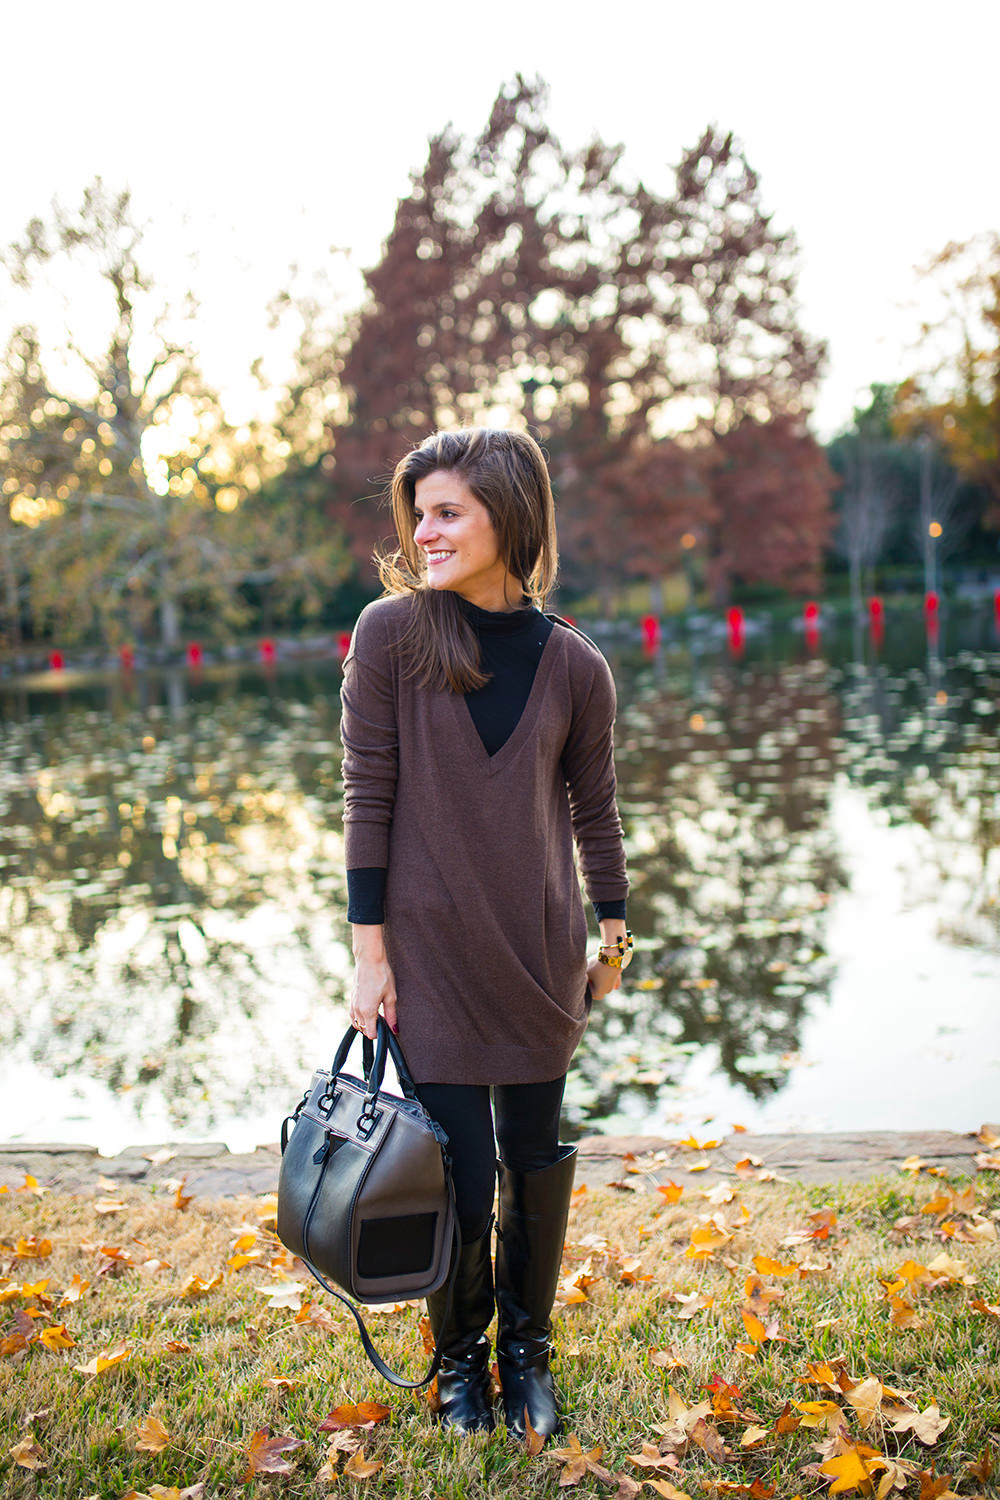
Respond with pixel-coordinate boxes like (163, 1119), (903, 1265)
(495, 1145), (577, 1440)
(425, 1220), (496, 1433)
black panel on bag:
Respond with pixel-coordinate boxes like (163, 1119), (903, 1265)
(357, 1213), (438, 1278)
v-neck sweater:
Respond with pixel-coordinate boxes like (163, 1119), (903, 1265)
(340, 592), (629, 1085)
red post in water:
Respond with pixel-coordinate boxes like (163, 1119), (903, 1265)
(868, 596), (884, 648)
(640, 613), (661, 650)
(804, 601), (821, 652)
(337, 631), (352, 662)
(119, 645), (135, 670)
(994, 589), (1000, 629)
(726, 605), (745, 657)
(186, 642), (203, 668)
(259, 638), (276, 664)
(48, 650), (65, 672)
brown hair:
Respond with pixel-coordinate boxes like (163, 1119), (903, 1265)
(377, 428), (559, 693)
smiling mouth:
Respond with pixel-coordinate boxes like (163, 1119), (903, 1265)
(426, 551), (455, 565)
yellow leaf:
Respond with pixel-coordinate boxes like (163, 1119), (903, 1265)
(15, 1236), (52, 1258)
(645, 1482), (694, 1499)
(74, 1341), (132, 1376)
(39, 1323), (76, 1351)
(792, 1400), (843, 1432)
(656, 1181), (684, 1204)
(820, 1443), (883, 1495)
(264, 1376), (305, 1391)
(753, 1255), (799, 1277)
(741, 1308), (767, 1344)
(136, 1415), (172, 1453)
(180, 1273), (223, 1299)
(59, 1274), (90, 1305)
(740, 1425), (770, 1448)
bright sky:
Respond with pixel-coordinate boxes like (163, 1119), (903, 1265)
(4, 0), (998, 440)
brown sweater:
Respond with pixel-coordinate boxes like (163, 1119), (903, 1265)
(340, 594), (628, 1084)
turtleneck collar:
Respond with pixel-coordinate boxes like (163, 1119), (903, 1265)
(457, 596), (539, 634)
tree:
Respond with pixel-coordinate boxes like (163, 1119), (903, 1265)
(283, 86), (830, 606)
(0, 180), (344, 649)
(650, 128), (831, 602)
(895, 231), (1000, 527)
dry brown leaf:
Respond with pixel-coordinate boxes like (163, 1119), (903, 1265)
(689, 1417), (727, 1463)
(625, 1442), (680, 1471)
(886, 1402), (950, 1445)
(524, 1411), (546, 1456)
(14, 1236), (52, 1259)
(136, 1415), (171, 1453)
(343, 1449), (384, 1479)
(9, 1435), (45, 1469)
(844, 1377), (884, 1430)
(645, 1481), (694, 1500)
(318, 1402), (391, 1430)
(241, 1429), (303, 1480)
(94, 1198), (126, 1216)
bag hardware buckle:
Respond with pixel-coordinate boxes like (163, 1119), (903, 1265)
(355, 1101), (383, 1140)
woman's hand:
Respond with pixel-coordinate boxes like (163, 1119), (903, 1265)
(349, 925), (398, 1039)
(586, 953), (622, 1003)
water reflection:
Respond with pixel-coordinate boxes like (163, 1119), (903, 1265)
(0, 616), (997, 1148)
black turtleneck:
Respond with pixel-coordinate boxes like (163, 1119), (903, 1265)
(346, 599), (627, 926)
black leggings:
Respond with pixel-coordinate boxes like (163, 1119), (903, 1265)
(415, 1077), (566, 1241)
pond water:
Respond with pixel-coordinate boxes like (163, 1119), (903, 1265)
(1, 606), (998, 1152)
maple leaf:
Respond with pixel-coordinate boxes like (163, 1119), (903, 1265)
(164, 1339), (192, 1354)
(656, 1182), (684, 1205)
(38, 1323), (76, 1351)
(740, 1426), (770, 1448)
(524, 1411), (546, 1456)
(690, 1416), (727, 1462)
(775, 1401), (802, 1435)
(820, 1441), (885, 1494)
(94, 1198), (127, 1215)
(550, 1432), (613, 1486)
(969, 1296), (1000, 1320)
(318, 1402), (391, 1431)
(294, 1300), (338, 1333)
(9, 1434), (46, 1469)
(343, 1449), (384, 1479)
(14, 1236), (52, 1258)
(966, 1446), (994, 1483)
(645, 1481), (695, 1499)
(844, 1377), (884, 1430)
(678, 1134), (720, 1150)
(256, 1280), (301, 1310)
(263, 1376), (304, 1392)
(174, 1177), (194, 1211)
(0, 1331), (29, 1358)
(914, 1473), (957, 1500)
(136, 1415), (172, 1453)
(59, 1274), (90, 1306)
(649, 1345), (687, 1370)
(18, 1174), (48, 1198)
(685, 1224), (733, 1261)
(886, 1293), (927, 1330)
(886, 1402), (950, 1445)
(625, 1442), (680, 1471)
(753, 1254), (800, 1277)
(241, 1429), (303, 1481)
(792, 1400), (844, 1433)
(73, 1340), (132, 1376)
(667, 1290), (714, 1320)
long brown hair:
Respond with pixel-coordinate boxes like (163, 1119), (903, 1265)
(377, 428), (559, 693)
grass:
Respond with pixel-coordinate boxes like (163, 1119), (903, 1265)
(1, 1166), (998, 1499)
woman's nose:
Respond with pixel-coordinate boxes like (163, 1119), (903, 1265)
(414, 514), (435, 545)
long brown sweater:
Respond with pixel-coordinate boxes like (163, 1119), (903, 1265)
(340, 594), (629, 1084)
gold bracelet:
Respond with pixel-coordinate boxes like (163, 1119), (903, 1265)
(597, 930), (634, 969)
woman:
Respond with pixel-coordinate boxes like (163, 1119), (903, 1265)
(340, 428), (630, 1438)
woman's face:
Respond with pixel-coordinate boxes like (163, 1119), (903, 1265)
(412, 469), (518, 611)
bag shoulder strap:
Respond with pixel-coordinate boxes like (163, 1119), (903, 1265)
(301, 1188), (461, 1390)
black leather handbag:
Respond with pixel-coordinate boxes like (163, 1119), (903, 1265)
(277, 1019), (459, 1387)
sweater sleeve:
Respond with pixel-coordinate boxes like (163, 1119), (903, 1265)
(561, 645), (629, 905)
(340, 606), (399, 871)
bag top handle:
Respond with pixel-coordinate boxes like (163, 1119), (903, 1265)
(328, 1018), (421, 1105)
